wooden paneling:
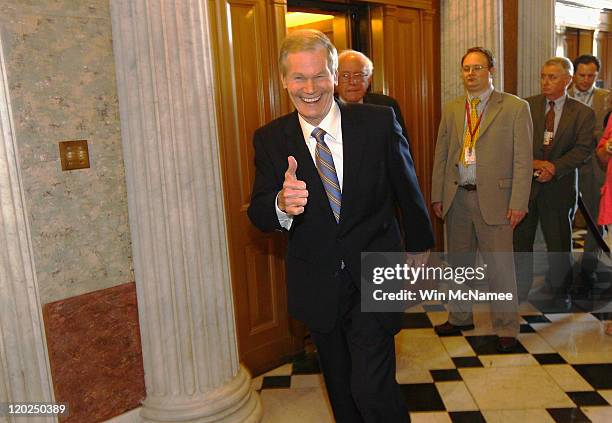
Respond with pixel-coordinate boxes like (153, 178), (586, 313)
(566, 28), (579, 60)
(332, 14), (350, 52)
(245, 240), (282, 331)
(423, 5), (443, 249)
(371, 2), (443, 249)
(565, 27), (594, 60)
(503, 0), (518, 95)
(208, 0), (301, 376)
(599, 31), (612, 89)
(579, 29), (594, 56)
(367, 0), (434, 9)
(288, 18), (334, 41)
(370, 6), (386, 93)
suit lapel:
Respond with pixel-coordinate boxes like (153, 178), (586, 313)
(532, 95), (546, 155)
(478, 91), (503, 139)
(552, 97), (574, 147)
(338, 102), (366, 225)
(283, 113), (328, 215)
(593, 88), (606, 114)
(455, 96), (467, 146)
(453, 91), (502, 146)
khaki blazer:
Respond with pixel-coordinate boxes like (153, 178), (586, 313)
(431, 90), (533, 225)
(568, 86), (610, 139)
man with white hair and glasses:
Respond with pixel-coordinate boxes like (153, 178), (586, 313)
(514, 57), (595, 308)
(336, 49), (409, 145)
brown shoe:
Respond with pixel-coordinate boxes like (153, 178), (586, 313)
(496, 337), (518, 353)
(606, 323), (612, 336)
(434, 321), (475, 336)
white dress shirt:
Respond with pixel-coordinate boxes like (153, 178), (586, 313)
(545, 94), (567, 134)
(573, 87), (594, 108)
(276, 102), (344, 229)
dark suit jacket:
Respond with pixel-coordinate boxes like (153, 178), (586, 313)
(363, 92), (409, 146)
(247, 101), (434, 333)
(526, 94), (595, 209)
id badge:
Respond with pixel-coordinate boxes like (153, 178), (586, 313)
(543, 131), (554, 146)
(464, 148), (476, 165)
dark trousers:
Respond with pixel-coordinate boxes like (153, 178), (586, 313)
(579, 160), (605, 278)
(310, 270), (408, 423)
(513, 196), (574, 300)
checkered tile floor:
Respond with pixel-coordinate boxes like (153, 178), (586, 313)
(254, 302), (612, 423)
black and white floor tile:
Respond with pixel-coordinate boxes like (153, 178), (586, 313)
(253, 301), (612, 423)
(253, 227), (611, 422)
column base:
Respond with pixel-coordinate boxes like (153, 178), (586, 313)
(140, 365), (262, 422)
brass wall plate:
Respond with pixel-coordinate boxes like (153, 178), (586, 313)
(59, 140), (90, 171)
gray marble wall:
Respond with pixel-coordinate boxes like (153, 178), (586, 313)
(517, 0), (555, 98)
(441, 0), (504, 105)
(0, 0), (133, 303)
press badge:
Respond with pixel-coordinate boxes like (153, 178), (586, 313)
(543, 131), (554, 146)
(464, 148), (476, 165)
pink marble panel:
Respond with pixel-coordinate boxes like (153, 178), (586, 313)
(43, 282), (145, 422)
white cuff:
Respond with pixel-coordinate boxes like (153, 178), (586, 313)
(275, 192), (293, 230)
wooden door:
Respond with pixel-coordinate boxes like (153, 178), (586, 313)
(370, 1), (443, 248)
(565, 27), (594, 60)
(208, 0), (300, 376)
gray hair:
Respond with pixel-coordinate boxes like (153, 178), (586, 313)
(338, 49), (374, 75)
(544, 57), (574, 76)
(279, 29), (338, 77)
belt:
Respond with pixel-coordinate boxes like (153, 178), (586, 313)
(459, 184), (477, 191)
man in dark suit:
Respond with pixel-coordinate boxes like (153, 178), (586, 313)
(514, 57), (595, 306)
(247, 29), (433, 423)
(336, 49), (409, 144)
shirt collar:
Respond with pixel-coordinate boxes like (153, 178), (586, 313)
(298, 101), (341, 141)
(575, 86), (594, 97)
(547, 94), (567, 109)
(467, 85), (494, 105)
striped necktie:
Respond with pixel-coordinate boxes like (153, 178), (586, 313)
(312, 127), (341, 222)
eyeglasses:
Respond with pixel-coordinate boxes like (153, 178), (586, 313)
(339, 72), (370, 82)
(461, 65), (489, 73)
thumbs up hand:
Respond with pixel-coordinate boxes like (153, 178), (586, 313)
(278, 156), (308, 215)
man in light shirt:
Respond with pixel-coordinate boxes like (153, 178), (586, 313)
(431, 47), (533, 353)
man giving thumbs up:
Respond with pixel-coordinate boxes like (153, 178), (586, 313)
(247, 29), (433, 423)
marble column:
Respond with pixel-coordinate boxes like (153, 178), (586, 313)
(441, 0), (504, 104)
(109, 1), (261, 422)
(517, 0), (555, 98)
(0, 34), (55, 422)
